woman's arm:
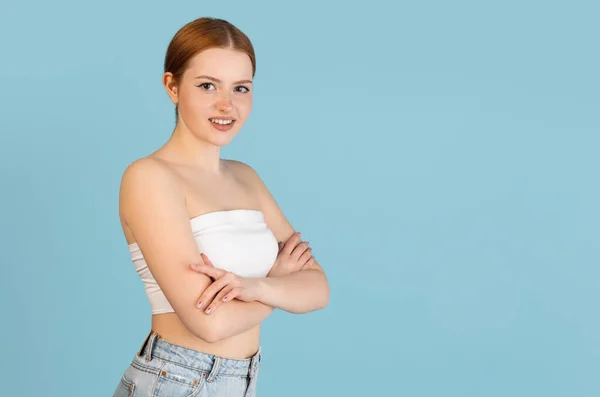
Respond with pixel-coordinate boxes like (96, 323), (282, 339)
(120, 158), (276, 343)
(191, 256), (329, 315)
(190, 238), (329, 316)
(229, 160), (331, 312)
(257, 265), (329, 314)
(196, 299), (274, 341)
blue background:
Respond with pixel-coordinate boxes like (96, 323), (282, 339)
(1, 1), (598, 396)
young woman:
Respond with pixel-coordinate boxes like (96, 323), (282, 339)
(112, 17), (330, 397)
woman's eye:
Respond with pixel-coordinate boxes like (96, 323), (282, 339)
(197, 83), (214, 90)
(196, 83), (249, 93)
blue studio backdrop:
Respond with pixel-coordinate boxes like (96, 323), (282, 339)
(0, 1), (598, 396)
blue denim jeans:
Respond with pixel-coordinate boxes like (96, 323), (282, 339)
(112, 331), (261, 397)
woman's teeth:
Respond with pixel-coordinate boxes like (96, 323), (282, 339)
(210, 119), (233, 125)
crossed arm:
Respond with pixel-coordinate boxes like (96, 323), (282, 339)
(119, 158), (330, 344)
(191, 230), (329, 316)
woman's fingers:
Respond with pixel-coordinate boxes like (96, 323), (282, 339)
(204, 285), (235, 314)
(190, 263), (224, 280)
(298, 247), (313, 264)
(206, 285), (243, 314)
(281, 232), (302, 255)
(201, 253), (215, 267)
(223, 287), (241, 303)
(291, 241), (310, 260)
(195, 273), (232, 310)
(190, 253), (247, 314)
(190, 254), (220, 280)
(302, 256), (316, 270)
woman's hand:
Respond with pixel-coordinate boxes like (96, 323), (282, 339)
(267, 232), (314, 278)
(189, 233), (313, 313)
(190, 253), (263, 315)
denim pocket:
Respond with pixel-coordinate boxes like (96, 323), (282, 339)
(112, 374), (135, 397)
(152, 361), (206, 397)
(112, 359), (160, 397)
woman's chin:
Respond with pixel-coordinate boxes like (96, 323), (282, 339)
(207, 133), (237, 147)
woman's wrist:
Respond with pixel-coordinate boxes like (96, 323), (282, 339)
(253, 277), (270, 302)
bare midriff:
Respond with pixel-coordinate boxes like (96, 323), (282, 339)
(151, 313), (261, 359)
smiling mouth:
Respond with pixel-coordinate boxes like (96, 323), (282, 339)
(209, 118), (235, 125)
(208, 118), (236, 131)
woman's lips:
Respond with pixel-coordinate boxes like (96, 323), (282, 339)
(209, 119), (236, 131)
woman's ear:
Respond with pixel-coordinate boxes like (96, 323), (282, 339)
(162, 72), (179, 105)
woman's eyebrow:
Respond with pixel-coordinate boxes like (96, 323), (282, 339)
(193, 75), (252, 84)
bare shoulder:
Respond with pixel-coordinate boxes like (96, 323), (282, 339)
(121, 156), (176, 183)
(223, 159), (259, 181)
(223, 159), (268, 195)
(119, 157), (182, 223)
(225, 159), (294, 241)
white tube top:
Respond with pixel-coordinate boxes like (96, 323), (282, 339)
(128, 209), (279, 314)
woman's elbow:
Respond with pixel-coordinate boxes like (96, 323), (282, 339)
(316, 272), (330, 310)
(316, 290), (330, 311)
(293, 289), (330, 314)
(182, 315), (225, 343)
(193, 327), (222, 344)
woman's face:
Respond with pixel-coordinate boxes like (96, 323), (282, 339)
(166, 47), (254, 147)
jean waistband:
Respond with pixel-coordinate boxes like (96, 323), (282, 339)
(137, 330), (261, 380)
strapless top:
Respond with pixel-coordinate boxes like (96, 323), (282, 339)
(128, 209), (278, 314)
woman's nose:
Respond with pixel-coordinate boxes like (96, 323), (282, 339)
(216, 94), (233, 111)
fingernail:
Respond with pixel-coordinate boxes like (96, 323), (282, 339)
(223, 296), (228, 302)
(205, 307), (212, 314)
(196, 301), (202, 309)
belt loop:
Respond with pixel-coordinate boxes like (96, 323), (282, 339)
(137, 330), (153, 358)
(144, 332), (159, 362)
(206, 356), (222, 383)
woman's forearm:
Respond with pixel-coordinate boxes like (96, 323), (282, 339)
(257, 269), (330, 314)
(199, 300), (274, 342)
